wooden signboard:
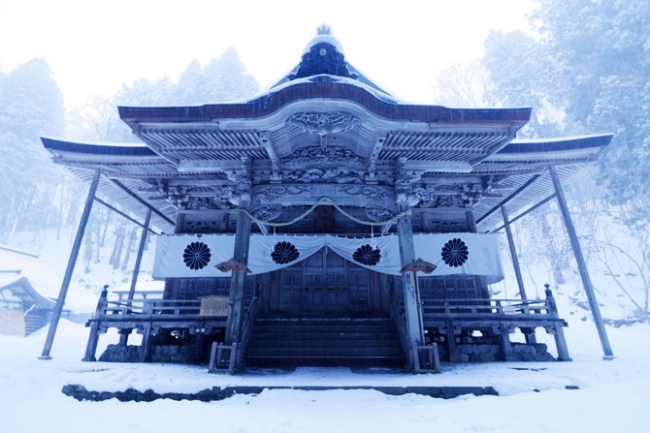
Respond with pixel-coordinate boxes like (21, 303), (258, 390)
(199, 296), (229, 317)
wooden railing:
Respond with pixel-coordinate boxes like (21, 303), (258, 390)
(98, 298), (203, 317)
(111, 290), (164, 301)
(392, 289), (571, 364)
(420, 298), (553, 317)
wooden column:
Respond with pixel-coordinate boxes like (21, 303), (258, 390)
(549, 166), (614, 359)
(82, 285), (108, 362)
(395, 163), (424, 371)
(545, 285), (572, 361)
(225, 164), (252, 346)
(40, 170), (101, 360)
(225, 209), (251, 344)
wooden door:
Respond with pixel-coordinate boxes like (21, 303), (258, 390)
(275, 247), (374, 316)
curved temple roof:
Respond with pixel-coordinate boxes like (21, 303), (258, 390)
(42, 27), (613, 233)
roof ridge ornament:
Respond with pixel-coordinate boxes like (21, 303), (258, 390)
(294, 26), (354, 80)
(317, 24), (331, 35)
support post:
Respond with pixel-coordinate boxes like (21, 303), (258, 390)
(396, 203), (424, 371)
(445, 318), (460, 362)
(40, 170), (101, 360)
(119, 208), (152, 346)
(127, 208), (152, 302)
(224, 209), (251, 345)
(545, 285), (572, 361)
(500, 205), (527, 300)
(225, 162), (252, 350)
(498, 322), (515, 361)
(501, 205), (537, 345)
(139, 322), (152, 362)
(82, 285), (108, 362)
(549, 166), (614, 359)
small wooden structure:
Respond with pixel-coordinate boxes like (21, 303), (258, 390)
(0, 276), (55, 337)
(41, 26), (614, 370)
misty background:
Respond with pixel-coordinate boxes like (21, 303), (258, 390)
(0, 0), (648, 321)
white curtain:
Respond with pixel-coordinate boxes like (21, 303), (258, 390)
(153, 233), (503, 283)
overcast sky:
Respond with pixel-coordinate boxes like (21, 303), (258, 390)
(0, 0), (534, 109)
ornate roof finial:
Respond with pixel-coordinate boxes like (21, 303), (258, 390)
(317, 24), (331, 35)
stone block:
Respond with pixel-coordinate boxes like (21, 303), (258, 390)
(479, 352), (496, 362)
(534, 343), (548, 354)
(459, 345), (473, 354)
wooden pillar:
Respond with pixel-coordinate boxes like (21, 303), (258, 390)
(82, 285), (108, 362)
(395, 163), (424, 371)
(549, 166), (614, 359)
(444, 318), (460, 362)
(40, 170), (101, 360)
(225, 207), (251, 344)
(225, 164), (252, 346)
(498, 322), (515, 361)
(397, 211), (423, 371)
(545, 285), (572, 361)
(139, 322), (153, 362)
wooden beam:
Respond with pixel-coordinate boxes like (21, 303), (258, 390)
(402, 160), (473, 174)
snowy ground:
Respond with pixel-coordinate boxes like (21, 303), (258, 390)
(1, 316), (649, 432)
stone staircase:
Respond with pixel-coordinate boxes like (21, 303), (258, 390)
(244, 318), (406, 368)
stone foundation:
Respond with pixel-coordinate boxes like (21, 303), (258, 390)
(98, 343), (198, 364)
(436, 342), (555, 362)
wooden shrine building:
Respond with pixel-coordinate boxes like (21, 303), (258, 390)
(40, 26), (613, 371)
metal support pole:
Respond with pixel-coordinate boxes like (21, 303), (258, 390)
(127, 208), (152, 301)
(40, 170), (101, 360)
(500, 205), (528, 301)
(549, 166), (614, 359)
(119, 208), (152, 346)
(500, 205), (537, 345)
